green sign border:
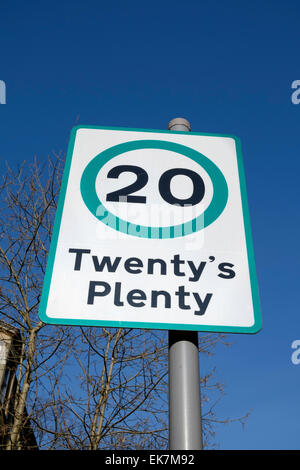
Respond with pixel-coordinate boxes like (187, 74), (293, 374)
(80, 139), (228, 239)
(39, 125), (262, 334)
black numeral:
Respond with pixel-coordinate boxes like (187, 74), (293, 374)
(106, 166), (204, 206)
(106, 165), (148, 203)
(159, 168), (205, 206)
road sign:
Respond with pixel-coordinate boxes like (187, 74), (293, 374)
(39, 125), (261, 333)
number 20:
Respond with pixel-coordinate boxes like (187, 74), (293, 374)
(106, 165), (205, 207)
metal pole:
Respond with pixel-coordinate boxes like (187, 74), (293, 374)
(168, 117), (203, 450)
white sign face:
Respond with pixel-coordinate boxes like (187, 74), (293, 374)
(39, 126), (261, 333)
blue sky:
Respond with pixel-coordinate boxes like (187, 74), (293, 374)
(1, 0), (300, 449)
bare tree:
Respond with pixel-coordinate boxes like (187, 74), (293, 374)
(0, 155), (73, 449)
(38, 327), (168, 450)
(0, 152), (248, 450)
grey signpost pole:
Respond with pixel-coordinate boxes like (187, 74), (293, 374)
(168, 117), (203, 450)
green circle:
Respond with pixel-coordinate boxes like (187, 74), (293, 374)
(80, 140), (228, 239)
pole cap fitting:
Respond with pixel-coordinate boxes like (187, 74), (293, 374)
(168, 117), (191, 132)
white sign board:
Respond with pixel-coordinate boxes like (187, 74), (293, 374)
(39, 126), (261, 333)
